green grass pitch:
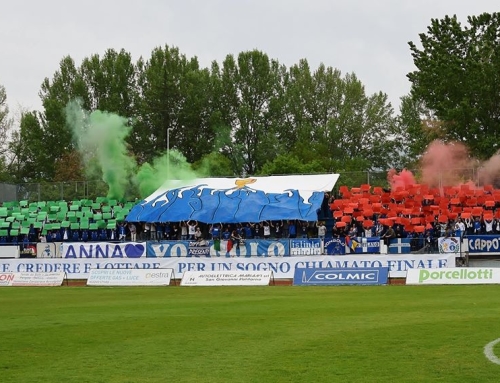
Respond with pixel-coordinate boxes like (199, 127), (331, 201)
(1, 285), (500, 382)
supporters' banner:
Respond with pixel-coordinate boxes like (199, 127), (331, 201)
(345, 237), (380, 254)
(438, 237), (461, 254)
(388, 238), (412, 254)
(180, 270), (272, 286)
(61, 242), (146, 259)
(126, 174), (339, 223)
(406, 268), (499, 285)
(20, 244), (37, 258)
(0, 254), (456, 279)
(324, 237), (346, 255)
(0, 272), (65, 286)
(147, 239), (289, 258)
(87, 268), (173, 286)
(467, 235), (500, 253)
(290, 239), (322, 255)
(293, 267), (389, 286)
(37, 242), (62, 258)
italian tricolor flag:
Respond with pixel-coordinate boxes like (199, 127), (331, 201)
(214, 239), (233, 252)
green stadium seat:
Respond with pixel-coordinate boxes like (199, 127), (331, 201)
(103, 212), (112, 220)
(0, 220), (10, 228)
(33, 222), (43, 229)
(69, 204), (80, 211)
(50, 205), (60, 212)
(0, 229), (8, 237)
(97, 220), (107, 229)
(10, 229), (19, 236)
(61, 221), (70, 228)
(80, 221), (90, 229)
(108, 199), (117, 206)
(37, 212), (47, 221)
(89, 223), (98, 230)
(21, 227), (29, 235)
(19, 200), (28, 207)
(93, 213), (102, 221)
(96, 196), (107, 204)
(52, 223), (61, 230)
(107, 222), (117, 229)
(0, 208), (8, 217)
(70, 222), (80, 230)
(92, 202), (101, 210)
(101, 205), (111, 213)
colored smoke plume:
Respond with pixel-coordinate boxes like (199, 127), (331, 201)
(387, 169), (416, 190)
(388, 140), (500, 190)
(65, 100), (197, 200)
(420, 140), (475, 187)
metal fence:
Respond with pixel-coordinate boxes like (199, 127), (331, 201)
(0, 168), (484, 203)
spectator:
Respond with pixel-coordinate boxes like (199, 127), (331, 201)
(381, 225), (396, 246)
(128, 222), (137, 242)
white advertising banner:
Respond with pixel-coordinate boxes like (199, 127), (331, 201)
(181, 270), (272, 286)
(0, 246), (19, 259)
(406, 267), (500, 285)
(0, 254), (456, 279)
(87, 268), (173, 286)
(0, 272), (65, 286)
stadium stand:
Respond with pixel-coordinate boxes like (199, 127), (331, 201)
(0, 198), (135, 243)
(329, 183), (500, 237)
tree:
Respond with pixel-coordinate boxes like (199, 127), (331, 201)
(80, 48), (137, 117)
(283, 61), (402, 172)
(135, 45), (214, 165)
(408, 12), (500, 159)
(397, 95), (444, 168)
(0, 85), (12, 180)
(213, 50), (285, 175)
(38, 56), (89, 179)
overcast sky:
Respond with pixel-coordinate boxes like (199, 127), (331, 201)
(1, 0), (498, 116)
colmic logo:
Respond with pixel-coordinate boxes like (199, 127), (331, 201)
(293, 268), (389, 286)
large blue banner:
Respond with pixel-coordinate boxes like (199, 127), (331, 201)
(127, 186), (324, 223)
(147, 239), (290, 258)
(467, 235), (500, 253)
(293, 267), (389, 286)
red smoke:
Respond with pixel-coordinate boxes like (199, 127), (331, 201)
(387, 169), (416, 190)
(388, 140), (500, 190)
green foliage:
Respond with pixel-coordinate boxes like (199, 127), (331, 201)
(258, 153), (323, 175)
(192, 152), (234, 177)
(408, 12), (500, 159)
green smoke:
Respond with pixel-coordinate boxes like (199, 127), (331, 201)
(135, 150), (197, 197)
(65, 100), (199, 200)
(65, 100), (136, 200)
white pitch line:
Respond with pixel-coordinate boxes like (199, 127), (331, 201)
(484, 338), (500, 365)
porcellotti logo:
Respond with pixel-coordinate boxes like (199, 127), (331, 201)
(419, 268), (493, 283)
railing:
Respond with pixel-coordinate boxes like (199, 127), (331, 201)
(0, 167), (483, 203)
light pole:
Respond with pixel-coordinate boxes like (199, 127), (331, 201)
(167, 128), (173, 177)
